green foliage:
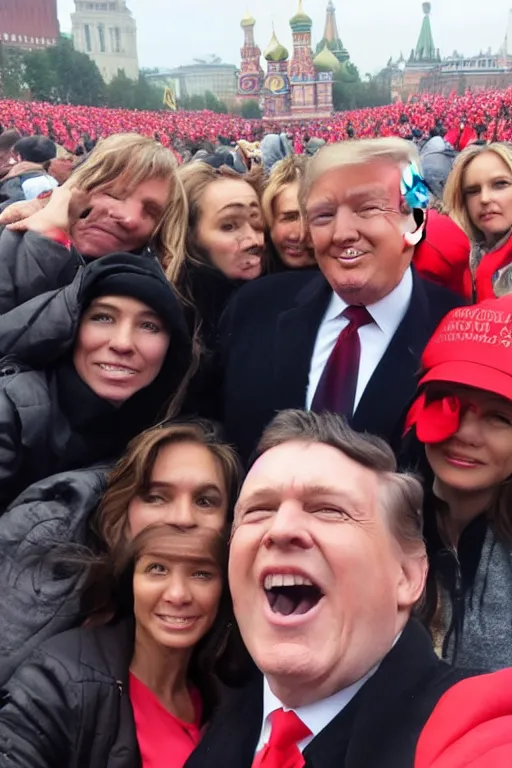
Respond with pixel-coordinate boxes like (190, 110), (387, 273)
(106, 70), (163, 110)
(0, 47), (27, 99)
(239, 100), (262, 119)
(21, 36), (105, 105)
(177, 90), (228, 113)
(332, 65), (390, 111)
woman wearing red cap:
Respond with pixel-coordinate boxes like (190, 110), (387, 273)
(405, 295), (512, 671)
(444, 143), (512, 302)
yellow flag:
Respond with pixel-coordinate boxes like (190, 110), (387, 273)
(163, 86), (177, 111)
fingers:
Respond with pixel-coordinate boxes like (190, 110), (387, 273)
(6, 220), (30, 232)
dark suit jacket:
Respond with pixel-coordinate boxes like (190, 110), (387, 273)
(185, 620), (476, 768)
(217, 268), (465, 465)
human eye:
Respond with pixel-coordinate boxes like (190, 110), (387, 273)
(357, 203), (385, 217)
(192, 570), (215, 580)
(220, 220), (237, 232)
(309, 210), (334, 225)
(140, 320), (162, 333)
(89, 312), (113, 323)
(488, 412), (512, 426)
(241, 507), (274, 522)
(464, 186), (480, 197)
(141, 492), (166, 505)
(311, 505), (351, 520)
(196, 494), (221, 508)
(145, 562), (167, 575)
(494, 179), (511, 190)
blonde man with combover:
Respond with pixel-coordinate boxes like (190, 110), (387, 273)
(212, 137), (464, 466)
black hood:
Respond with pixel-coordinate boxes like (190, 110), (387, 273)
(0, 253), (192, 429)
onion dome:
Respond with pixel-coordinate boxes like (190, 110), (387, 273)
(240, 9), (256, 28)
(313, 44), (341, 72)
(290, 0), (312, 31)
(264, 30), (289, 62)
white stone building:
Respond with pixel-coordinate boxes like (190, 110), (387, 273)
(71, 0), (138, 82)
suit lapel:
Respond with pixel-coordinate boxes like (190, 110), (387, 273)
(273, 274), (332, 412)
(351, 272), (433, 441)
(304, 621), (443, 768)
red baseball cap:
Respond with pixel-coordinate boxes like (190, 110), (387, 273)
(419, 296), (512, 402)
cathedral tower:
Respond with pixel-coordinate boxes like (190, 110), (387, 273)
(237, 10), (263, 98)
(316, 0), (349, 63)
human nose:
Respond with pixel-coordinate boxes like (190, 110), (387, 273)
(239, 223), (264, 251)
(162, 573), (193, 605)
(109, 321), (135, 354)
(454, 408), (484, 446)
(110, 197), (140, 229)
(332, 206), (359, 245)
(164, 497), (198, 530)
(262, 502), (314, 551)
(479, 185), (492, 205)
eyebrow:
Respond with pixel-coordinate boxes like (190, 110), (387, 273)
(148, 481), (223, 494)
(236, 484), (365, 515)
(88, 301), (160, 319)
(218, 201), (261, 213)
(139, 551), (218, 566)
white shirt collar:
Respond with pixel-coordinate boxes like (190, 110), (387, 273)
(261, 663), (378, 743)
(323, 266), (413, 337)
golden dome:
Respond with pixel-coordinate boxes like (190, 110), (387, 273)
(264, 30), (289, 62)
(240, 9), (256, 28)
(313, 44), (341, 72)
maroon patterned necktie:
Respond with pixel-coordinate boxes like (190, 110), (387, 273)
(311, 305), (374, 417)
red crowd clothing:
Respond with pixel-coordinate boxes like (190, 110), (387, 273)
(414, 670), (512, 768)
(413, 210), (470, 297)
(129, 673), (202, 768)
(462, 235), (512, 302)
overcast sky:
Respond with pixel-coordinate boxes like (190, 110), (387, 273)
(57, 0), (512, 76)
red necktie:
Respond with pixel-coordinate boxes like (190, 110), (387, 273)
(311, 305), (373, 417)
(252, 708), (312, 768)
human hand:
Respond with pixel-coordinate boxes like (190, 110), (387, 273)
(5, 186), (88, 235)
(0, 197), (48, 227)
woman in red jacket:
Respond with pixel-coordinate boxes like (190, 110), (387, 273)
(444, 142), (512, 302)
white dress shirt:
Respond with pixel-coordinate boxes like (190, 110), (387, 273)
(306, 267), (414, 414)
(255, 665), (379, 756)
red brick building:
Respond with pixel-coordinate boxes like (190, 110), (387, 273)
(0, 0), (59, 50)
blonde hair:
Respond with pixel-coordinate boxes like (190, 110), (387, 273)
(166, 161), (264, 284)
(300, 137), (421, 211)
(443, 142), (512, 240)
(68, 133), (188, 270)
(261, 155), (310, 228)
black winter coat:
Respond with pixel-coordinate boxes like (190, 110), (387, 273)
(0, 620), (141, 768)
(0, 257), (191, 509)
(0, 465), (110, 687)
(0, 228), (80, 315)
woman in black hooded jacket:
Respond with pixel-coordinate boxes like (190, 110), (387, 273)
(0, 252), (191, 511)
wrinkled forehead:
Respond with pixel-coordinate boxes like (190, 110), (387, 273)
(307, 160), (403, 207)
(235, 441), (379, 521)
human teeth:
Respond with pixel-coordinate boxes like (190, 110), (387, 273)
(264, 573), (314, 590)
(158, 616), (195, 625)
(343, 249), (363, 257)
(99, 364), (135, 374)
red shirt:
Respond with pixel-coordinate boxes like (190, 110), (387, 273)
(129, 673), (202, 768)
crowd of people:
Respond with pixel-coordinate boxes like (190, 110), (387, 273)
(1, 88), (512, 767)
(2, 87), (512, 152)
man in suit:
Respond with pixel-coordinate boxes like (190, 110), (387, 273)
(185, 409), (476, 768)
(217, 138), (465, 465)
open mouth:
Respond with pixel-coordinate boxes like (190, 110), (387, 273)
(263, 573), (324, 617)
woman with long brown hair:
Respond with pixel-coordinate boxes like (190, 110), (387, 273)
(0, 524), (236, 768)
(0, 419), (242, 687)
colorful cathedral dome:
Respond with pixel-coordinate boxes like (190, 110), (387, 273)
(313, 44), (341, 72)
(240, 9), (256, 28)
(264, 30), (289, 62)
(290, 0), (312, 31)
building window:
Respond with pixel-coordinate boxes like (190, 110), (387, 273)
(114, 27), (121, 53)
(98, 24), (106, 52)
(84, 24), (92, 52)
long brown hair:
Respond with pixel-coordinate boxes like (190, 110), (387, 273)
(84, 523), (246, 720)
(95, 419), (243, 553)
